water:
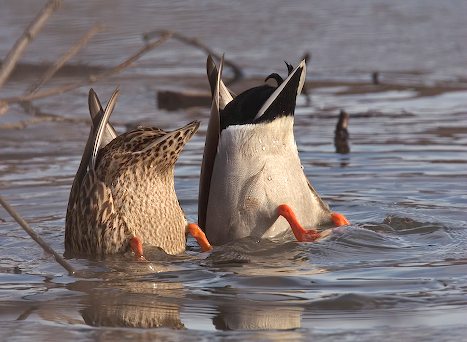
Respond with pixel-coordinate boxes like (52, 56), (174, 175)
(1, 1), (467, 341)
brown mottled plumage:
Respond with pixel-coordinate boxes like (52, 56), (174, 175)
(65, 89), (199, 257)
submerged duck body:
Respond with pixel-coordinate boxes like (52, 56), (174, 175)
(199, 56), (349, 245)
(65, 89), (208, 258)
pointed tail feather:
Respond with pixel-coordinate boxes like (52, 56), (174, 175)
(254, 59), (307, 121)
(91, 88), (120, 170)
(206, 54), (234, 110)
(89, 88), (118, 147)
(70, 89), (111, 205)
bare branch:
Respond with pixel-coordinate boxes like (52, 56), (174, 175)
(0, 116), (60, 129)
(1, 32), (172, 104)
(143, 29), (243, 85)
(1, 99), (90, 130)
(0, 0), (62, 88)
(95, 31), (172, 80)
(26, 24), (102, 95)
(0, 195), (76, 275)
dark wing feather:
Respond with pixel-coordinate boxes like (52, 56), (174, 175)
(198, 56), (225, 229)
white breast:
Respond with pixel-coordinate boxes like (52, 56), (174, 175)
(205, 116), (329, 245)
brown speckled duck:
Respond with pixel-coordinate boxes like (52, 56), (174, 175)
(65, 88), (211, 259)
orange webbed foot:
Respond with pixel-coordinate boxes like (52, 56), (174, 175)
(187, 223), (212, 252)
(129, 236), (146, 261)
(331, 212), (350, 226)
(277, 204), (322, 242)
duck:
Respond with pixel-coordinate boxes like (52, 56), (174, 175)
(65, 88), (211, 259)
(198, 56), (349, 245)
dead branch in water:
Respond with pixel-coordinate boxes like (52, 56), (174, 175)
(96, 31), (172, 80)
(1, 32), (172, 104)
(158, 90), (211, 111)
(0, 0), (62, 88)
(26, 24), (102, 95)
(334, 110), (350, 154)
(143, 29), (243, 85)
(0, 116), (67, 129)
(16, 25), (101, 123)
(0, 100), (88, 129)
(0, 195), (76, 275)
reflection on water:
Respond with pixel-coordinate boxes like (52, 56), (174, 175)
(1, 0), (467, 341)
(79, 282), (185, 329)
(213, 305), (302, 331)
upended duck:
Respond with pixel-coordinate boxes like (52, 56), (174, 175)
(65, 89), (211, 259)
(198, 56), (349, 245)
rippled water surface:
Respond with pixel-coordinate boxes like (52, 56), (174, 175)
(1, 1), (467, 341)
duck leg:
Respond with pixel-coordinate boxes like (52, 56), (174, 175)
(277, 204), (349, 242)
(186, 223), (213, 252)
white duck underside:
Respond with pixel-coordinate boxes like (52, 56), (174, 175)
(205, 116), (330, 245)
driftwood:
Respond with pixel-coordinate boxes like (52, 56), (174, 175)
(0, 0), (62, 88)
(372, 71), (380, 85)
(334, 110), (350, 154)
(157, 90), (211, 111)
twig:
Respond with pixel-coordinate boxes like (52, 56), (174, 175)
(143, 29), (243, 85)
(0, 0), (62, 88)
(0, 195), (75, 275)
(96, 32), (172, 80)
(1, 101), (87, 129)
(0, 32), (172, 104)
(16, 306), (38, 321)
(26, 24), (102, 95)
(0, 116), (62, 129)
